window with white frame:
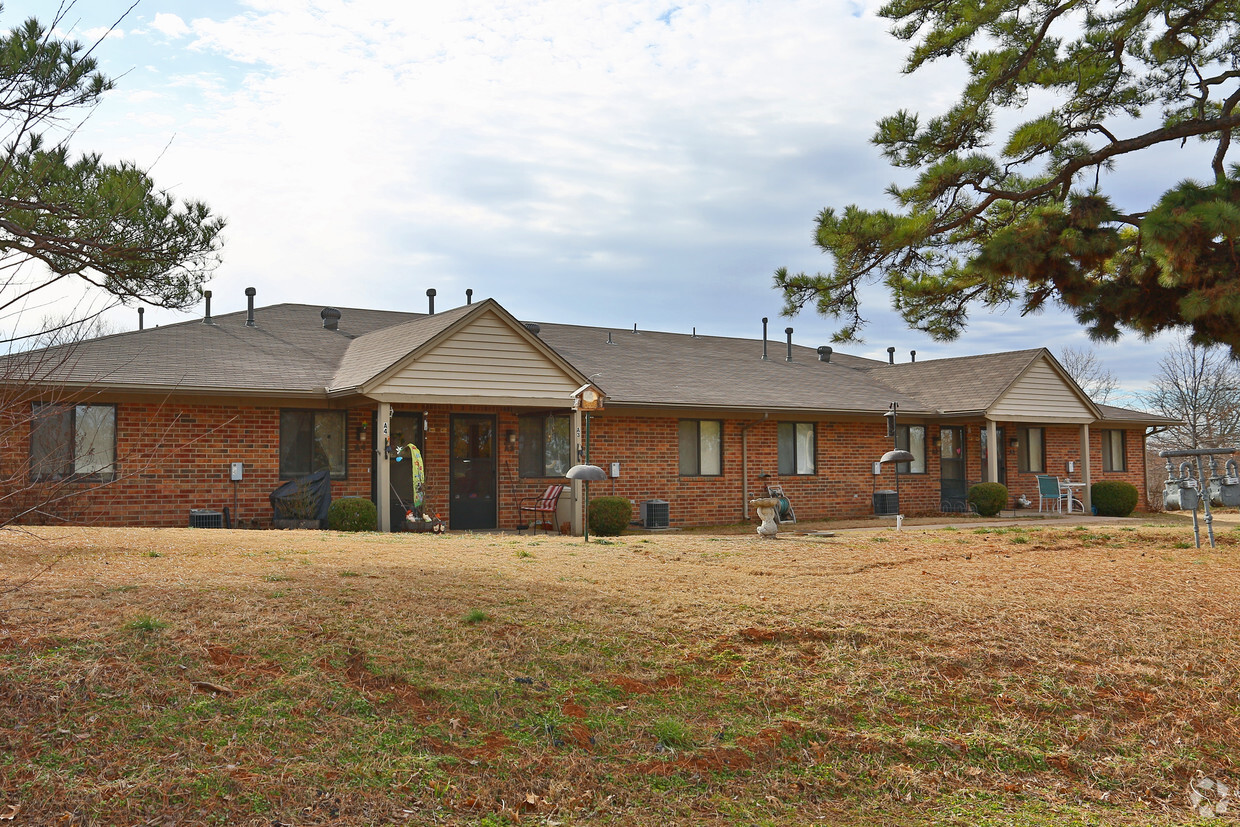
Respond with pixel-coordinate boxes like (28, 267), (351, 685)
(777, 422), (815, 475)
(519, 413), (572, 477)
(678, 419), (722, 476)
(30, 403), (116, 480)
(895, 425), (926, 474)
(1018, 427), (1045, 473)
(1102, 430), (1126, 472)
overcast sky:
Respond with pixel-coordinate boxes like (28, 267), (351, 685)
(6, 0), (1219, 402)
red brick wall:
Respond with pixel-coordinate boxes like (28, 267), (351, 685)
(0, 397), (1151, 529)
(988, 424), (1148, 510)
(581, 414), (949, 525)
(580, 415), (1149, 526)
(0, 399), (375, 528)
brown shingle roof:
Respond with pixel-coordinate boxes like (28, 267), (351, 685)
(1094, 403), (1179, 425)
(532, 322), (931, 414)
(860, 349), (1045, 414)
(330, 303), (476, 392)
(0, 301), (1163, 422)
(2, 304), (423, 395)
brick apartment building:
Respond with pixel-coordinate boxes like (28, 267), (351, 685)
(0, 293), (1170, 532)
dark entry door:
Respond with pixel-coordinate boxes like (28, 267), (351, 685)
(939, 426), (968, 511)
(388, 412), (424, 530)
(450, 414), (496, 530)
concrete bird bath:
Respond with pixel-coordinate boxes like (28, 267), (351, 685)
(750, 497), (781, 538)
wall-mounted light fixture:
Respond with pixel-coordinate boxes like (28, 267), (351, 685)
(1009, 437), (1019, 448)
(506, 430), (517, 447)
(357, 424), (368, 442)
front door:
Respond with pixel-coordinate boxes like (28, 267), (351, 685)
(939, 426), (968, 511)
(388, 412), (424, 530)
(980, 427), (1006, 485)
(450, 414), (497, 530)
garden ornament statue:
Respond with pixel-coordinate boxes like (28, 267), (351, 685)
(750, 497), (781, 538)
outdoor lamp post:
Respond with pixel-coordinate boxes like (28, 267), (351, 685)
(570, 382), (605, 537)
(884, 403), (901, 511)
(879, 449), (916, 517)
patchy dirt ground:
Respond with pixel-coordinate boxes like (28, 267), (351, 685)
(1, 520), (1238, 825)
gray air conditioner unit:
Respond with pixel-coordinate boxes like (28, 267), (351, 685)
(640, 499), (670, 529)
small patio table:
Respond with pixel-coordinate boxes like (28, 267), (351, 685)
(1060, 481), (1085, 513)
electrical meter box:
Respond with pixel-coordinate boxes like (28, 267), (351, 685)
(230, 462), (244, 481)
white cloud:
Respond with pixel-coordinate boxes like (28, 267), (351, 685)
(81, 26), (124, 41)
(4, 0), (1192, 392)
(150, 13), (190, 39)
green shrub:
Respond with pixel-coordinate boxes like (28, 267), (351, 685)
(650, 717), (692, 749)
(328, 497), (377, 532)
(588, 496), (632, 536)
(1092, 480), (1139, 517)
(967, 482), (1008, 517)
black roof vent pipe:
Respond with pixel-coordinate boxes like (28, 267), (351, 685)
(321, 307), (341, 330)
(466, 288), (473, 305)
(245, 287), (256, 327)
(785, 327), (794, 362)
(817, 345), (832, 363)
(524, 322), (541, 336)
(761, 318), (769, 361)
(887, 346), (895, 364)
(138, 307), (145, 331)
(202, 290), (213, 325)
(911, 350), (917, 363)
(426, 288), (436, 315)
(606, 331), (614, 345)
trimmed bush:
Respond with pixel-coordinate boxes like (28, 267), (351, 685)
(968, 482), (1008, 517)
(328, 497), (377, 532)
(588, 496), (632, 536)
(1092, 480), (1139, 517)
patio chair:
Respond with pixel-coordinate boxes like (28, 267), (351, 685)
(1036, 475), (1063, 513)
(518, 484), (565, 534)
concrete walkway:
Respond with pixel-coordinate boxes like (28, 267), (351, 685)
(793, 509), (1238, 537)
(794, 513), (1150, 537)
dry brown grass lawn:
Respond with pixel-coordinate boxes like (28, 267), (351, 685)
(2, 521), (1239, 825)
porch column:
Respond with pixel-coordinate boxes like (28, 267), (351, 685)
(1079, 423), (1091, 514)
(570, 408), (584, 536)
(986, 419), (999, 484)
(377, 402), (392, 532)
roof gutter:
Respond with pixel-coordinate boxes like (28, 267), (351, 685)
(2, 380), (331, 399)
(596, 400), (939, 417)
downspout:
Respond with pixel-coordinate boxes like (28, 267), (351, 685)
(740, 413), (769, 519)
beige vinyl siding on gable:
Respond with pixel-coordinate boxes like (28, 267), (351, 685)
(366, 310), (581, 401)
(988, 358), (1095, 423)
